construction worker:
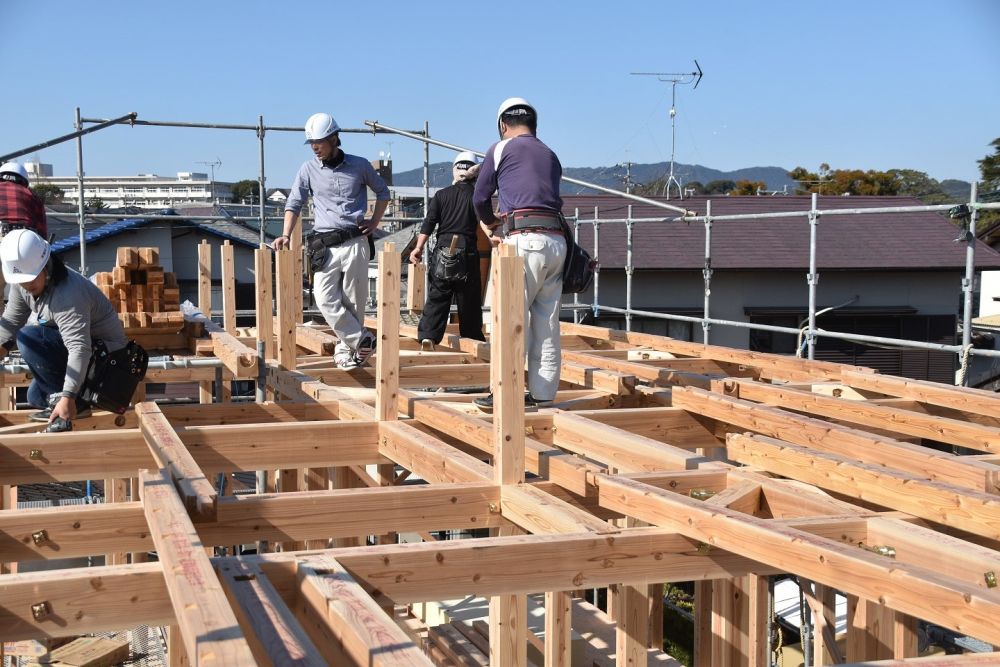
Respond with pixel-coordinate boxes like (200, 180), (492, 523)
(0, 161), (48, 239)
(0, 229), (127, 428)
(409, 151), (491, 349)
(472, 97), (567, 410)
(274, 112), (391, 368)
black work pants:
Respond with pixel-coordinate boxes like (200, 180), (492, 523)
(417, 249), (485, 344)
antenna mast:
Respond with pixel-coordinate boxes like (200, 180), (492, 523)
(197, 158), (222, 203)
(631, 60), (703, 200)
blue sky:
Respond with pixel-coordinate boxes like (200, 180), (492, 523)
(2, 1), (997, 188)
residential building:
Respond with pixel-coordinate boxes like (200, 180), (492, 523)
(37, 171), (234, 209)
(561, 194), (1000, 384)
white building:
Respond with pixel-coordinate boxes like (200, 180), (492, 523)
(37, 168), (234, 209)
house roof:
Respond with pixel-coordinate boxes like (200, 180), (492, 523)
(50, 212), (264, 254)
(562, 195), (1000, 271)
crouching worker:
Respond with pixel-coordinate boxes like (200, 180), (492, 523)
(0, 229), (129, 429)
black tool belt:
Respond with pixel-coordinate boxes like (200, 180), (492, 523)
(306, 227), (364, 272)
(501, 209), (563, 237)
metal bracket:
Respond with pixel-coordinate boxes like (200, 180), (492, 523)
(696, 542), (712, 555)
(689, 488), (715, 501)
(29, 448), (43, 461)
(31, 601), (51, 621)
(860, 543), (896, 559)
(986, 571), (997, 588)
(31, 530), (49, 546)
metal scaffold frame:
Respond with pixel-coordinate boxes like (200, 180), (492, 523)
(3, 110), (999, 386)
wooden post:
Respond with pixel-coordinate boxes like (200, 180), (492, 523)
(616, 583), (649, 666)
(104, 478), (128, 566)
(291, 219), (303, 324)
(544, 591), (571, 667)
(254, 246), (275, 361)
(489, 243), (527, 667)
(407, 261), (426, 314)
(693, 580), (713, 667)
(197, 240), (213, 405)
(220, 240), (236, 333)
(275, 249), (297, 373)
(648, 583), (664, 651)
(744, 574), (770, 667)
(376, 243), (400, 546)
(812, 582), (840, 666)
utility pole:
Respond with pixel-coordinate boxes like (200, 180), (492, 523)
(631, 61), (703, 200)
(618, 161), (634, 194)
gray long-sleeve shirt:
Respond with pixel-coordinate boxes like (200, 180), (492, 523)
(284, 153), (391, 232)
(0, 266), (127, 395)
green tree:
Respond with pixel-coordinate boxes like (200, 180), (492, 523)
(704, 179), (736, 195)
(31, 183), (63, 204)
(732, 180), (767, 195)
(231, 179), (260, 204)
(789, 164), (900, 196)
(887, 169), (954, 204)
(977, 137), (1000, 233)
(86, 197), (106, 212)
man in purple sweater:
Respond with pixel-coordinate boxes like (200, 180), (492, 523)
(473, 97), (567, 410)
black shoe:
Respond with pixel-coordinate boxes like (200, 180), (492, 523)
(29, 407), (52, 423)
(526, 394), (554, 409)
(473, 393), (494, 412)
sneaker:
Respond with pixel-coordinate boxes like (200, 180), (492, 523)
(353, 331), (377, 366)
(420, 338), (435, 352)
(473, 393), (494, 412)
(29, 407), (52, 423)
(335, 352), (359, 369)
(526, 394), (553, 409)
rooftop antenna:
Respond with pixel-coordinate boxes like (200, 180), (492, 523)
(631, 60), (703, 200)
(197, 158), (222, 203)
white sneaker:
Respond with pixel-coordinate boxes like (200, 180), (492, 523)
(353, 331), (377, 366)
(335, 352), (359, 369)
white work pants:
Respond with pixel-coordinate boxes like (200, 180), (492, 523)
(313, 235), (370, 356)
(505, 232), (567, 401)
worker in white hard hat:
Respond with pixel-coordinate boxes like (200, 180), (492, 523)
(409, 151), (492, 349)
(274, 112), (391, 368)
(0, 161), (48, 239)
(473, 97), (567, 411)
(0, 229), (127, 428)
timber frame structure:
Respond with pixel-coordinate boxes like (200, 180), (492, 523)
(0, 237), (999, 667)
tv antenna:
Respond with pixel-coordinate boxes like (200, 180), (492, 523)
(631, 60), (703, 199)
(197, 158), (222, 203)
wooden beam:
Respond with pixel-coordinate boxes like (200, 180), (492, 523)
(140, 469), (256, 665)
(500, 484), (610, 535)
(211, 331), (259, 379)
(559, 359), (637, 394)
(378, 420), (493, 485)
(841, 369), (1000, 419)
(726, 433), (1000, 541)
(671, 386), (1000, 494)
(295, 555), (431, 666)
(407, 261), (425, 313)
(137, 402), (217, 522)
(595, 474), (1000, 645)
(727, 379), (1000, 453)
(216, 558), (326, 666)
(544, 590), (571, 667)
(291, 323), (337, 356)
(563, 349), (706, 390)
(0, 562), (172, 641)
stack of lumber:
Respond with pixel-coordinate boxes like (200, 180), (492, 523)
(93, 247), (185, 331)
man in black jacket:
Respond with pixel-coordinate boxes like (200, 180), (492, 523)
(409, 151), (493, 349)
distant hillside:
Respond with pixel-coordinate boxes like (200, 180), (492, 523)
(940, 179), (973, 201)
(393, 161), (797, 193)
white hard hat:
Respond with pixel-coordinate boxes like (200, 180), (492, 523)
(453, 151), (479, 167)
(0, 161), (29, 186)
(303, 112), (341, 143)
(1, 228), (50, 284)
(496, 97), (536, 136)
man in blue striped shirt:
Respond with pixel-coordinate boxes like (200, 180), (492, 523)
(274, 112), (390, 368)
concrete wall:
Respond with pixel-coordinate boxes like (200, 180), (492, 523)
(581, 269), (964, 349)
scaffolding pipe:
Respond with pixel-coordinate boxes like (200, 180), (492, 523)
(0, 111), (137, 164)
(592, 207), (600, 319)
(625, 205), (634, 332)
(80, 116), (415, 135)
(257, 115), (267, 245)
(961, 182), (979, 386)
(702, 200), (712, 345)
(423, 120), (430, 224)
(807, 193), (820, 360)
(572, 208), (581, 324)
(75, 108), (87, 275)
(596, 304), (1000, 358)
(363, 120), (694, 216)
